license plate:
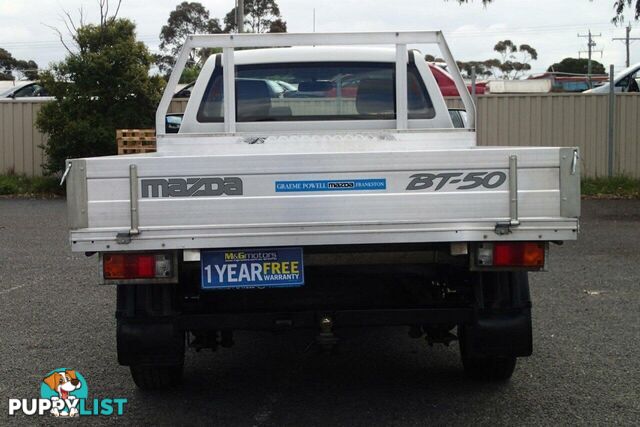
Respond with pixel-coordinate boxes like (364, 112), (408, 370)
(201, 247), (304, 290)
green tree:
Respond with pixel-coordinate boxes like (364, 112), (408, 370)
(613, 0), (640, 22)
(493, 40), (538, 79)
(269, 18), (287, 33)
(0, 48), (15, 80)
(179, 66), (202, 84)
(483, 58), (502, 74)
(224, 0), (285, 33)
(455, 42), (537, 80)
(14, 59), (39, 80)
(425, 54), (445, 62)
(37, 14), (163, 174)
(455, 0), (640, 22)
(0, 48), (39, 80)
(547, 57), (606, 75)
(456, 60), (494, 78)
(158, 1), (222, 78)
(491, 40), (538, 79)
(494, 40), (517, 63)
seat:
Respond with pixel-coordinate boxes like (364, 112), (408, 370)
(270, 106), (293, 117)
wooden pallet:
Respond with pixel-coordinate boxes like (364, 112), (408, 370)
(116, 129), (156, 155)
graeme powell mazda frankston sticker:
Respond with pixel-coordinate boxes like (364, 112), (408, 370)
(275, 179), (386, 192)
(201, 248), (304, 289)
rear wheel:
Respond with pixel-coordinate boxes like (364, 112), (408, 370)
(130, 364), (184, 390)
(461, 356), (517, 381)
(460, 334), (517, 381)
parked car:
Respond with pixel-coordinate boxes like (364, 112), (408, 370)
(176, 78), (286, 100)
(584, 63), (640, 94)
(165, 113), (183, 133)
(428, 63), (487, 96)
(0, 80), (22, 93)
(448, 108), (468, 128)
(285, 80), (339, 98)
(0, 81), (49, 98)
(174, 82), (195, 98)
(528, 73), (609, 93)
(276, 80), (297, 92)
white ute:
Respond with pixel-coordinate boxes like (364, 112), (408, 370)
(65, 32), (580, 389)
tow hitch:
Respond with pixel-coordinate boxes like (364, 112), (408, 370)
(189, 330), (234, 352)
(409, 325), (457, 347)
(316, 316), (339, 351)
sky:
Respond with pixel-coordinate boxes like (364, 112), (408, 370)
(1, 0), (639, 77)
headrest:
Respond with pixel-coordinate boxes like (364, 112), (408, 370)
(356, 78), (394, 116)
(236, 79), (272, 120)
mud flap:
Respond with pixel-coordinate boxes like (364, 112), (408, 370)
(117, 320), (185, 366)
(116, 283), (184, 366)
(462, 308), (532, 358)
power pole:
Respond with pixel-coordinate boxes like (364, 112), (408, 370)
(578, 30), (603, 88)
(236, 0), (244, 33)
(613, 25), (640, 67)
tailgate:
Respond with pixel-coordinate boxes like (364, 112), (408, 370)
(66, 146), (580, 252)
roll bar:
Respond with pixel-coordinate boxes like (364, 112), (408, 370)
(155, 31), (476, 135)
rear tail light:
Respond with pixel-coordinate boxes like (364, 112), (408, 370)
(103, 253), (173, 280)
(476, 242), (546, 269)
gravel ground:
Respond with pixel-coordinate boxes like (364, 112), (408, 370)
(0, 199), (638, 426)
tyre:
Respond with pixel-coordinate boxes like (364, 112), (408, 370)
(460, 335), (517, 381)
(130, 364), (184, 390)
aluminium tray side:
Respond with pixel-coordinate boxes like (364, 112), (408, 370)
(68, 146), (580, 252)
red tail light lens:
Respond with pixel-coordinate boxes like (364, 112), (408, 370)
(136, 255), (155, 277)
(103, 253), (169, 279)
(493, 242), (545, 267)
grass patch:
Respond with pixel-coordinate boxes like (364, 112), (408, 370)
(0, 174), (64, 197)
(582, 176), (640, 199)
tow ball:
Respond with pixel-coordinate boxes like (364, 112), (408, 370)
(189, 330), (234, 352)
(316, 316), (339, 351)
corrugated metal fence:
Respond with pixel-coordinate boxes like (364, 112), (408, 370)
(0, 99), (47, 176)
(168, 99), (188, 114)
(1, 94), (639, 178)
(445, 93), (640, 178)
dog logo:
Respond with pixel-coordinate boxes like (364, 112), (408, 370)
(40, 368), (87, 417)
(8, 368), (126, 417)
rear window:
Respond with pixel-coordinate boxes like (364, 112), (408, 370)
(197, 61), (435, 123)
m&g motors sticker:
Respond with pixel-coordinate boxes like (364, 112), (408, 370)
(201, 248), (304, 289)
